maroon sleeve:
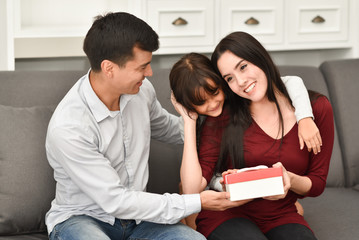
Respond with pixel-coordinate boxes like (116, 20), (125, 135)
(306, 96), (335, 197)
(198, 111), (228, 183)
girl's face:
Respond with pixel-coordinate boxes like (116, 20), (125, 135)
(217, 50), (268, 103)
(193, 79), (225, 117)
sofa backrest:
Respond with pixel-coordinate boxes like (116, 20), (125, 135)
(0, 70), (86, 235)
(320, 59), (359, 188)
(279, 66), (345, 187)
(147, 68), (183, 194)
(0, 70), (85, 107)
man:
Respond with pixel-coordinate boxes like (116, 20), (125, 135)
(45, 12), (244, 240)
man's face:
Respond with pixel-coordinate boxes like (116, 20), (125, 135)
(112, 46), (153, 95)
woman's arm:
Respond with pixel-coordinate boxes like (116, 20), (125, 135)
(282, 76), (322, 154)
(289, 96), (334, 196)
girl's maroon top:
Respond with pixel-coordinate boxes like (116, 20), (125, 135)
(196, 96), (334, 237)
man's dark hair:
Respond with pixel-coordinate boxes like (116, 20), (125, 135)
(83, 12), (159, 71)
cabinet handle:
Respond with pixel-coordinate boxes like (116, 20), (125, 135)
(312, 15), (325, 23)
(245, 17), (259, 25)
(172, 17), (188, 26)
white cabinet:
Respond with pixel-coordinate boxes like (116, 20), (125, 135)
(144, 0), (351, 53)
(286, 0), (349, 48)
(145, 0), (215, 54)
(217, 0), (350, 50)
(219, 0), (284, 45)
(0, 0), (356, 70)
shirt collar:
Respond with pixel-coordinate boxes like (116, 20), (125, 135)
(83, 70), (113, 123)
(119, 94), (135, 113)
(82, 69), (137, 122)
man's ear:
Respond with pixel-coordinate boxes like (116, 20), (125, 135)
(101, 60), (114, 78)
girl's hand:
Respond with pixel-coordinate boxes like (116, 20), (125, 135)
(171, 92), (198, 121)
(298, 117), (322, 154)
(263, 162), (291, 201)
(221, 169), (238, 177)
(220, 169), (239, 191)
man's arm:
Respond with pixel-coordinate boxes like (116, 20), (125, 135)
(47, 126), (199, 224)
(200, 190), (251, 211)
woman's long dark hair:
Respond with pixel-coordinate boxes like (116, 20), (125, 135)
(211, 31), (292, 174)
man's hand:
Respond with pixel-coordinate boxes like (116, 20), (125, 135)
(200, 190), (251, 211)
(298, 117), (322, 154)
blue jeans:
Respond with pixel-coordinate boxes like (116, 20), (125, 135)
(49, 215), (206, 240)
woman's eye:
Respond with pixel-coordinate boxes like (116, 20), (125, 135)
(226, 77), (233, 83)
(240, 64), (247, 71)
(213, 89), (219, 95)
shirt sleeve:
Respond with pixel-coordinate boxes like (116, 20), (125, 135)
(47, 125), (200, 224)
(281, 76), (314, 122)
(305, 96), (334, 197)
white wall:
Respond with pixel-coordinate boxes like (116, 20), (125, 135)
(0, 0), (14, 70)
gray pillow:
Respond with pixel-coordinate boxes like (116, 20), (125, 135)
(0, 105), (55, 235)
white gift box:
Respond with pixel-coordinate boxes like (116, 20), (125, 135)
(224, 166), (284, 201)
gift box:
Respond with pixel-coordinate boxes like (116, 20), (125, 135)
(224, 166), (284, 201)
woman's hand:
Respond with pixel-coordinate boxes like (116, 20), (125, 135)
(298, 117), (322, 154)
(171, 92), (198, 121)
(263, 162), (291, 201)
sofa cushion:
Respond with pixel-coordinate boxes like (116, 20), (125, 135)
(300, 187), (359, 240)
(320, 59), (359, 187)
(0, 232), (48, 240)
(147, 140), (183, 194)
(0, 105), (55, 235)
(279, 66), (345, 187)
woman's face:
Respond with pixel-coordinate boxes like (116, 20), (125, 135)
(193, 79), (225, 117)
(217, 50), (268, 103)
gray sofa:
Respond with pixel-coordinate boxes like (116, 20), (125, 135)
(0, 58), (358, 239)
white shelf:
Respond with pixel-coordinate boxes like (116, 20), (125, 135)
(13, 0), (129, 38)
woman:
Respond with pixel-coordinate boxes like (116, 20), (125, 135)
(171, 53), (321, 197)
(197, 32), (333, 239)
(171, 32), (334, 239)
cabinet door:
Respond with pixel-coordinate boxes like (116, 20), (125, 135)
(219, 0), (284, 45)
(287, 0), (349, 44)
(146, 0), (215, 54)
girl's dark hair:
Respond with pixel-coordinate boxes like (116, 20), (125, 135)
(211, 31), (292, 174)
(83, 12), (159, 71)
(169, 53), (225, 115)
